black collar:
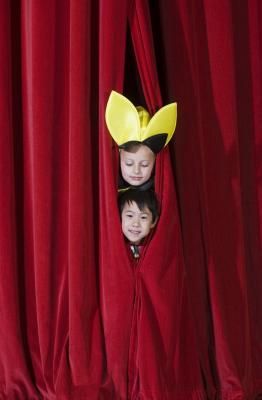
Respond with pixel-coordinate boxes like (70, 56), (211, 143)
(118, 176), (154, 192)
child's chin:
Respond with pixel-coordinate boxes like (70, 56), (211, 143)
(128, 180), (144, 186)
(130, 239), (141, 245)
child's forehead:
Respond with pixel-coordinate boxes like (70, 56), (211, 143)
(122, 200), (151, 214)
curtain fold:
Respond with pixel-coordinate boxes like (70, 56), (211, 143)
(128, 1), (204, 398)
(20, 1), (70, 397)
(154, 0), (262, 398)
(67, 0), (104, 390)
(0, 3), (41, 399)
(0, 0), (261, 399)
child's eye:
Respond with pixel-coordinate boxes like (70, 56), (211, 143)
(126, 213), (133, 218)
(141, 215), (148, 220)
(141, 163), (149, 168)
(125, 161), (133, 166)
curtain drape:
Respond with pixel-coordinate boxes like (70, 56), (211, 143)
(0, 0), (261, 399)
(152, 1), (262, 399)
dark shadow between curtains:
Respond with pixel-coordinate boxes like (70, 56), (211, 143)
(124, 28), (146, 109)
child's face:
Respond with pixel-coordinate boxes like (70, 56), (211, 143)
(120, 145), (155, 186)
(121, 201), (157, 244)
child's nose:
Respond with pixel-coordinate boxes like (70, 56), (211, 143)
(133, 163), (141, 174)
(132, 218), (140, 227)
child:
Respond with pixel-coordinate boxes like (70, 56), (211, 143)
(118, 189), (159, 259)
(105, 91), (177, 190)
(118, 141), (155, 190)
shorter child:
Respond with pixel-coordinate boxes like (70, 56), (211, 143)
(118, 189), (159, 259)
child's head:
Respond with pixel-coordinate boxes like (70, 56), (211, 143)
(118, 189), (159, 244)
(105, 91), (177, 187)
(119, 142), (155, 187)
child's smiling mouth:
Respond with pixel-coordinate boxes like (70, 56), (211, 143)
(129, 230), (141, 235)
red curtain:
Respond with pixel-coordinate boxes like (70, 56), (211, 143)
(152, 0), (262, 399)
(0, 1), (261, 399)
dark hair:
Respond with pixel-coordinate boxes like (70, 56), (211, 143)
(118, 189), (159, 223)
(119, 141), (154, 155)
(119, 136), (168, 154)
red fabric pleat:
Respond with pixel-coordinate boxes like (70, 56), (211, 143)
(125, 0), (205, 398)
(98, 0), (132, 398)
(20, 2), (71, 397)
(155, 0), (262, 398)
(0, 3), (41, 399)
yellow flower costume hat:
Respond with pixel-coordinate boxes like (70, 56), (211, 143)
(105, 91), (177, 154)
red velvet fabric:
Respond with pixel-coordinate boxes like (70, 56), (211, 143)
(0, 1), (261, 399)
(154, 1), (262, 399)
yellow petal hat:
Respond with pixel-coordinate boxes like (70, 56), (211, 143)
(105, 91), (177, 153)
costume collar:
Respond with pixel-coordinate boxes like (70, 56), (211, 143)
(118, 176), (154, 193)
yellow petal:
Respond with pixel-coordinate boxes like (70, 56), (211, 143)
(143, 103), (177, 146)
(105, 91), (140, 146)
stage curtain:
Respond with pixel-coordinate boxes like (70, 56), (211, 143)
(0, 0), (262, 399)
(151, 0), (262, 399)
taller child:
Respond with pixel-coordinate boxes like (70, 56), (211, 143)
(105, 91), (177, 190)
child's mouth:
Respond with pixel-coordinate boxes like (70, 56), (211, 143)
(129, 230), (141, 235)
